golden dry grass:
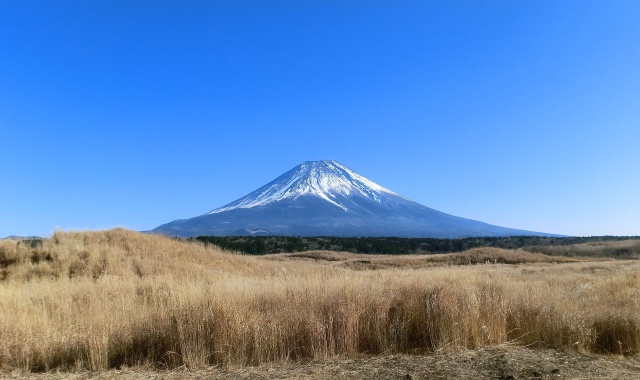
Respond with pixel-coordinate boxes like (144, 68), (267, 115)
(526, 239), (640, 258)
(265, 247), (578, 270)
(7, 346), (640, 379)
(1, 229), (639, 373)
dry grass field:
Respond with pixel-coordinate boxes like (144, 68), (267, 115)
(525, 239), (640, 259)
(1, 229), (639, 378)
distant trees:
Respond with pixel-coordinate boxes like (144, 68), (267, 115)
(192, 235), (640, 256)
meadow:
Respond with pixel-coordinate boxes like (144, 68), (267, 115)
(1, 229), (639, 373)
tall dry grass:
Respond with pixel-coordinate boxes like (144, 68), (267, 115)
(0, 229), (639, 372)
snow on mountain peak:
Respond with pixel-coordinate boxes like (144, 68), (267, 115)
(207, 160), (403, 214)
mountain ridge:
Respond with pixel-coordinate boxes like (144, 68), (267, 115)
(152, 160), (557, 238)
(207, 160), (405, 214)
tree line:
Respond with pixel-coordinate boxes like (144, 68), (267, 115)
(191, 235), (640, 256)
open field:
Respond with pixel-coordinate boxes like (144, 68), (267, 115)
(6, 347), (640, 379)
(1, 229), (639, 377)
(264, 247), (579, 269)
(526, 239), (640, 259)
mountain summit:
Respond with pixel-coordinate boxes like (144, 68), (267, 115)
(152, 160), (554, 238)
(208, 160), (405, 214)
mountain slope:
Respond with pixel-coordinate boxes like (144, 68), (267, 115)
(207, 160), (408, 214)
(152, 160), (555, 238)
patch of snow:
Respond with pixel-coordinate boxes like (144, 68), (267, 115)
(207, 160), (407, 214)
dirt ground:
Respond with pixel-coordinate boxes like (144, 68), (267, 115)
(4, 346), (639, 380)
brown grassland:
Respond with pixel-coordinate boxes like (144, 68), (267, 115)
(1, 229), (639, 378)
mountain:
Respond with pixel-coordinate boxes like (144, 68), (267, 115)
(2, 235), (42, 241)
(152, 160), (556, 238)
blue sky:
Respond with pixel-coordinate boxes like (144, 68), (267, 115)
(1, 1), (639, 237)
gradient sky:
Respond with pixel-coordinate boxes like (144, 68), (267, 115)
(1, 1), (639, 238)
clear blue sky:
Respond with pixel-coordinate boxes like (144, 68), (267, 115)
(1, 1), (639, 237)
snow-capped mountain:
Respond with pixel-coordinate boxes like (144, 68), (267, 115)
(152, 160), (555, 238)
(208, 160), (405, 214)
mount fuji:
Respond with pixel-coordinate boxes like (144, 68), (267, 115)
(152, 160), (554, 238)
